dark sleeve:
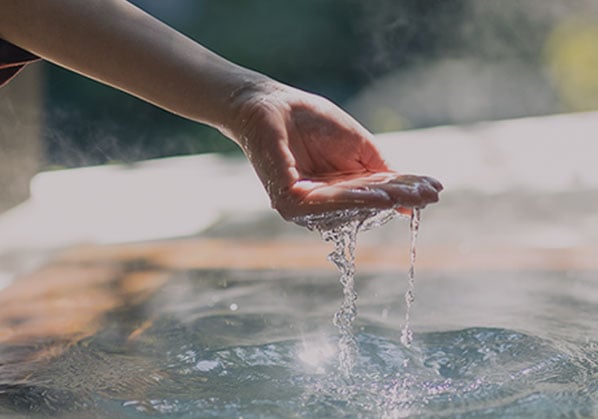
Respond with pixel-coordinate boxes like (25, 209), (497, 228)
(0, 39), (40, 88)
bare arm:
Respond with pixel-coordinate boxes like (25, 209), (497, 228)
(0, 0), (442, 218)
(0, 0), (266, 135)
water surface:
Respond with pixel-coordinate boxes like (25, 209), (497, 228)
(0, 266), (595, 418)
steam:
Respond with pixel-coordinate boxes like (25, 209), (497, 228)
(351, 0), (598, 132)
(347, 58), (560, 130)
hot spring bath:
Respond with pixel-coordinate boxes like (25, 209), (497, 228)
(0, 234), (595, 418)
(0, 114), (597, 417)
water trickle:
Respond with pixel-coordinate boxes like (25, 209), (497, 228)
(293, 208), (403, 377)
(401, 208), (420, 347)
(321, 220), (359, 378)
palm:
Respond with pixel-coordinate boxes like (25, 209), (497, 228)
(237, 87), (442, 220)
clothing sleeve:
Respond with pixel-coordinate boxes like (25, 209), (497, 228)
(0, 39), (40, 88)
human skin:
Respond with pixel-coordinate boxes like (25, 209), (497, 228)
(0, 0), (442, 220)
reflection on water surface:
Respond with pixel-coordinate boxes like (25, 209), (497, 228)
(0, 243), (596, 418)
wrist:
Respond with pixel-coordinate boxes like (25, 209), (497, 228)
(219, 75), (285, 146)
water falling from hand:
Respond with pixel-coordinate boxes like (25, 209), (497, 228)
(294, 208), (399, 378)
(294, 207), (423, 375)
(400, 208), (420, 347)
(320, 220), (360, 378)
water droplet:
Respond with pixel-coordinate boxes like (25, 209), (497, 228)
(293, 208), (403, 378)
(400, 208), (420, 347)
(381, 308), (389, 319)
(195, 360), (220, 372)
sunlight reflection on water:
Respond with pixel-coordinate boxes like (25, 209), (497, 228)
(0, 268), (595, 418)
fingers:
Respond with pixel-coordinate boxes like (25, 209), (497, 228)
(276, 173), (443, 220)
(385, 174), (443, 191)
(342, 172), (442, 208)
(303, 184), (394, 209)
(421, 175), (444, 192)
(377, 183), (437, 208)
(380, 174), (443, 206)
(275, 184), (391, 220)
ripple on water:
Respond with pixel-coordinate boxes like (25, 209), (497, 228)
(292, 208), (410, 378)
(114, 327), (596, 418)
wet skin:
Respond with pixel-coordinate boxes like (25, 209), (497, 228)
(231, 83), (443, 220)
(0, 1), (441, 221)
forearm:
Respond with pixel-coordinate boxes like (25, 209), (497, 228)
(0, 0), (271, 140)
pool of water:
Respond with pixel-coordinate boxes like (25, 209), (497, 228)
(0, 265), (595, 418)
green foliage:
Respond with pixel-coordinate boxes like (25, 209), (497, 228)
(44, 0), (368, 167)
(43, 0), (577, 167)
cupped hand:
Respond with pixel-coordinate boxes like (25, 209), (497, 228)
(229, 82), (442, 221)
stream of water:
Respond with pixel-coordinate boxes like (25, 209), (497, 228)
(320, 220), (360, 378)
(0, 259), (596, 417)
(401, 208), (420, 347)
(0, 210), (596, 417)
(294, 207), (417, 377)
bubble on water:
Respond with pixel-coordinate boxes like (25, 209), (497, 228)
(195, 360), (220, 372)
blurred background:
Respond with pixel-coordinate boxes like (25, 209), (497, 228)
(1, 3), (598, 414)
(1, 0), (598, 238)
(6, 0), (598, 167)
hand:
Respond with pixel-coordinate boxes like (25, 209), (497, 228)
(229, 82), (443, 221)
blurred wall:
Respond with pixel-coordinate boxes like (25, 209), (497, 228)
(0, 65), (43, 212)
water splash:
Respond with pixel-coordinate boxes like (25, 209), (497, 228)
(1, 266), (595, 417)
(401, 208), (420, 347)
(294, 208), (401, 377)
(321, 220), (359, 378)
